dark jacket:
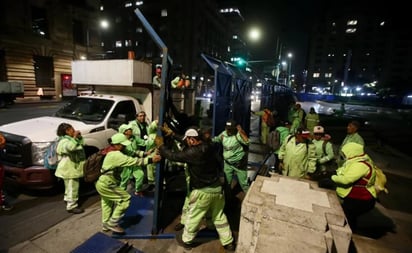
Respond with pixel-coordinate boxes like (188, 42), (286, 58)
(159, 141), (220, 190)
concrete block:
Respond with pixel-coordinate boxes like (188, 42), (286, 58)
(238, 175), (352, 253)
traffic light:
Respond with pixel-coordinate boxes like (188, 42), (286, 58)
(236, 57), (246, 67)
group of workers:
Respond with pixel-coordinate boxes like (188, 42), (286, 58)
(261, 101), (377, 232)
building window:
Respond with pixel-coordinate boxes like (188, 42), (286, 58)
(313, 73), (320, 78)
(347, 20), (358, 26)
(31, 6), (49, 38)
(161, 9), (168, 17)
(115, 41), (123, 47)
(33, 55), (54, 87)
(325, 73), (332, 78)
(346, 28), (357, 33)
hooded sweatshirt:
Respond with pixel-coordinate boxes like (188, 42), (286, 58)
(332, 142), (377, 199)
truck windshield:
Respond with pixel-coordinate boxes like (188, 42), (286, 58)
(54, 98), (114, 123)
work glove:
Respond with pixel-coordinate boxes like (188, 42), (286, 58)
(151, 154), (162, 163)
(161, 123), (174, 137)
(154, 135), (164, 148)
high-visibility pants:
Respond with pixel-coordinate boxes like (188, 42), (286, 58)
(182, 188), (233, 246)
(63, 178), (80, 210)
(96, 176), (131, 226)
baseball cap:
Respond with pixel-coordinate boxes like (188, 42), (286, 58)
(296, 127), (310, 138)
(111, 133), (131, 146)
(183, 128), (199, 140)
(225, 119), (237, 129)
(118, 124), (132, 134)
(313, 126), (325, 134)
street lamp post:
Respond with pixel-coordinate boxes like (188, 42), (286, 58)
(281, 61), (287, 85)
(287, 52), (293, 87)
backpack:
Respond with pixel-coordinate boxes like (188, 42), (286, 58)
(360, 161), (389, 195)
(83, 148), (110, 183)
(44, 138), (59, 170)
(262, 110), (276, 127)
(374, 166), (388, 194)
(267, 129), (281, 151)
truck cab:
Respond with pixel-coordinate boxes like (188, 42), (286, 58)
(0, 94), (144, 189)
(0, 59), (195, 190)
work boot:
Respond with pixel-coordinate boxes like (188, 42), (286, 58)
(223, 241), (236, 252)
(175, 233), (197, 250)
(67, 207), (84, 214)
(102, 223), (110, 232)
(134, 191), (144, 197)
(105, 223), (125, 234)
(1, 203), (13, 211)
(174, 223), (185, 231)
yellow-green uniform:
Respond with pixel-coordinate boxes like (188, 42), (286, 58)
(212, 131), (249, 192)
(55, 135), (86, 211)
(290, 109), (304, 134)
(254, 110), (270, 144)
(313, 139), (335, 173)
(145, 126), (158, 185)
(278, 135), (317, 178)
(128, 120), (157, 150)
(338, 132), (365, 166)
(305, 112), (320, 134)
(331, 142), (376, 229)
(119, 134), (146, 192)
(159, 141), (234, 248)
(96, 150), (152, 229)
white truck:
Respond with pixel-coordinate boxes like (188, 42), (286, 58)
(0, 81), (24, 107)
(0, 59), (195, 189)
(0, 60), (165, 189)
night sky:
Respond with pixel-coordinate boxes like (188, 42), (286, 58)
(237, 0), (325, 73)
(237, 0), (407, 74)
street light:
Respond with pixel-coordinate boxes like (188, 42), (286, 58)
(281, 61), (287, 85)
(85, 19), (109, 60)
(248, 27), (261, 42)
(287, 52), (293, 87)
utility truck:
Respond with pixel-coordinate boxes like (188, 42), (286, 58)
(0, 59), (194, 189)
(0, 81), (24, 107)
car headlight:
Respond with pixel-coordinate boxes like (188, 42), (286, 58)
(32, 142), (53, 166)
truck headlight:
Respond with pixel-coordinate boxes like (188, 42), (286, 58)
(31, 142), (53, 166)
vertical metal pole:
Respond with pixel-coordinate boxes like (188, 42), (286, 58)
(134, 7), (173, 235)
(288, 60), (292, 87)
(86, 28), (89, 59)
